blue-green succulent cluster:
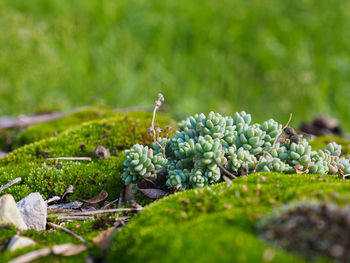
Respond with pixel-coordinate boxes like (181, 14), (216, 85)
(121, 111), (350, 190)
(121, 144), (167, 184)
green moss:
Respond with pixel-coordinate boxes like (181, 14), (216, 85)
(0, 112), (173, 201)
(309, 136), (350, 156)
(0, 219), (113, 262)
(12, 106), (118, 149)
(108, 172), (350, 263)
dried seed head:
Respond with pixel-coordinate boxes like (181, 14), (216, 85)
(147, 127), (154, 134)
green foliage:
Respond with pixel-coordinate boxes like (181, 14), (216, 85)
(12, 106), (117, 149)
(0, 112), (172, 200)
(1, 0), (350, 130)
(108, 172), (350, 263)
(121, 111), (350, 191)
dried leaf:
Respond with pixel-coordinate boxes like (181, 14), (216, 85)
(136, 187), (168, 199)
(295, 165), (309, 174)
(92, 227), (117, 251)
(79, 190), (108, 204)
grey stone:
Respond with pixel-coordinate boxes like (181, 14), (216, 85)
(0, 194), (27, 230)
(17, 192), (47, 230)
(7, 235), (36, 251)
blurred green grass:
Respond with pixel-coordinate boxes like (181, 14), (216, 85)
(0, 0), (349, 129)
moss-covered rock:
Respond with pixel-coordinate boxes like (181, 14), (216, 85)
(0, 112), (173, 201)
(108, 172), (350, 263)
(12, 106), (118, 149)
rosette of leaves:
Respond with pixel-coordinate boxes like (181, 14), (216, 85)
(336, 157), (350, 175)
(199, 111), (226, 139)
(166, 157), (193, 171)
(325, 142), (342, 157)
(227, 147), (257, 173)
(269, 143), (289, 160)
(260, 119), (282, 149)
(121, 144), (167, 184)
(233, 111), (252, 125)
(257, 156), (293, 173)
(189, 168), (208, 188)
(221, 116), (237, 149)
(309, 150), (331, 174)
(166, 169), (190, 190)
(177, 113), (206, 136)
(170, 132), (196, 161)
(234, 123), (266, 155)
(286, 139), (312, 170)
(193, 135), (226, 184)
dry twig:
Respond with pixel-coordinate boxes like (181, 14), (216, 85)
(148, 93), (168, 158)
(101, 198), (119, 210)
(213, 156), (237, 179)
(0, 177), (21, 193)
(48, 223), (88, 246)
(253, 113), (293, 173)
(47, 157), (92, 161)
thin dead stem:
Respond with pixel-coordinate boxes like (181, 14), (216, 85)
(48, 222), (88, 246)
(253, 113), (293, 173)
(213, 156), (237, 179)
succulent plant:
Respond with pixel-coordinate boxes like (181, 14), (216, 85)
(336, 157), (350, 175)
(234, 123), (266, 155)
(257, 156), (293, 173)
(261, 119), (283, 149)
(189, 168), (208, 188)
(227, 147), (257, 173)
(286, 139), (312, 169)
(121, 111), (349, 191)
(324, 142), (342, 157)
(166, 169), (190, 190)
(309, 150), (331, 174)
(199, 111), (226, 139)
(233, 111), (252, 125)
(121, 144), (167, 184)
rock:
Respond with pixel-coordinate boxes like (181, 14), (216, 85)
(0, 194), (27, 230)
(7, 235), (36, 251)
(92, 146), (110, 159)
(17, 192), (47, 231)
(0, 151), (8, 159)
(299, 115), (342, 137)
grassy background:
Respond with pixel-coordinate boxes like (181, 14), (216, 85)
(0, 0), (349, 129)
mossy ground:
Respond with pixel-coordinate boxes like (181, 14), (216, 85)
(0, 106), (119, 151)
(0, 217), (115, 262)
(12, 106), (118, 149)
(108, 172), (350, 263)
(1, 111), (350, 262)
(0, 111), (173, 201)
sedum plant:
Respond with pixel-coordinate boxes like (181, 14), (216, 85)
(121, 110), (350, 190)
